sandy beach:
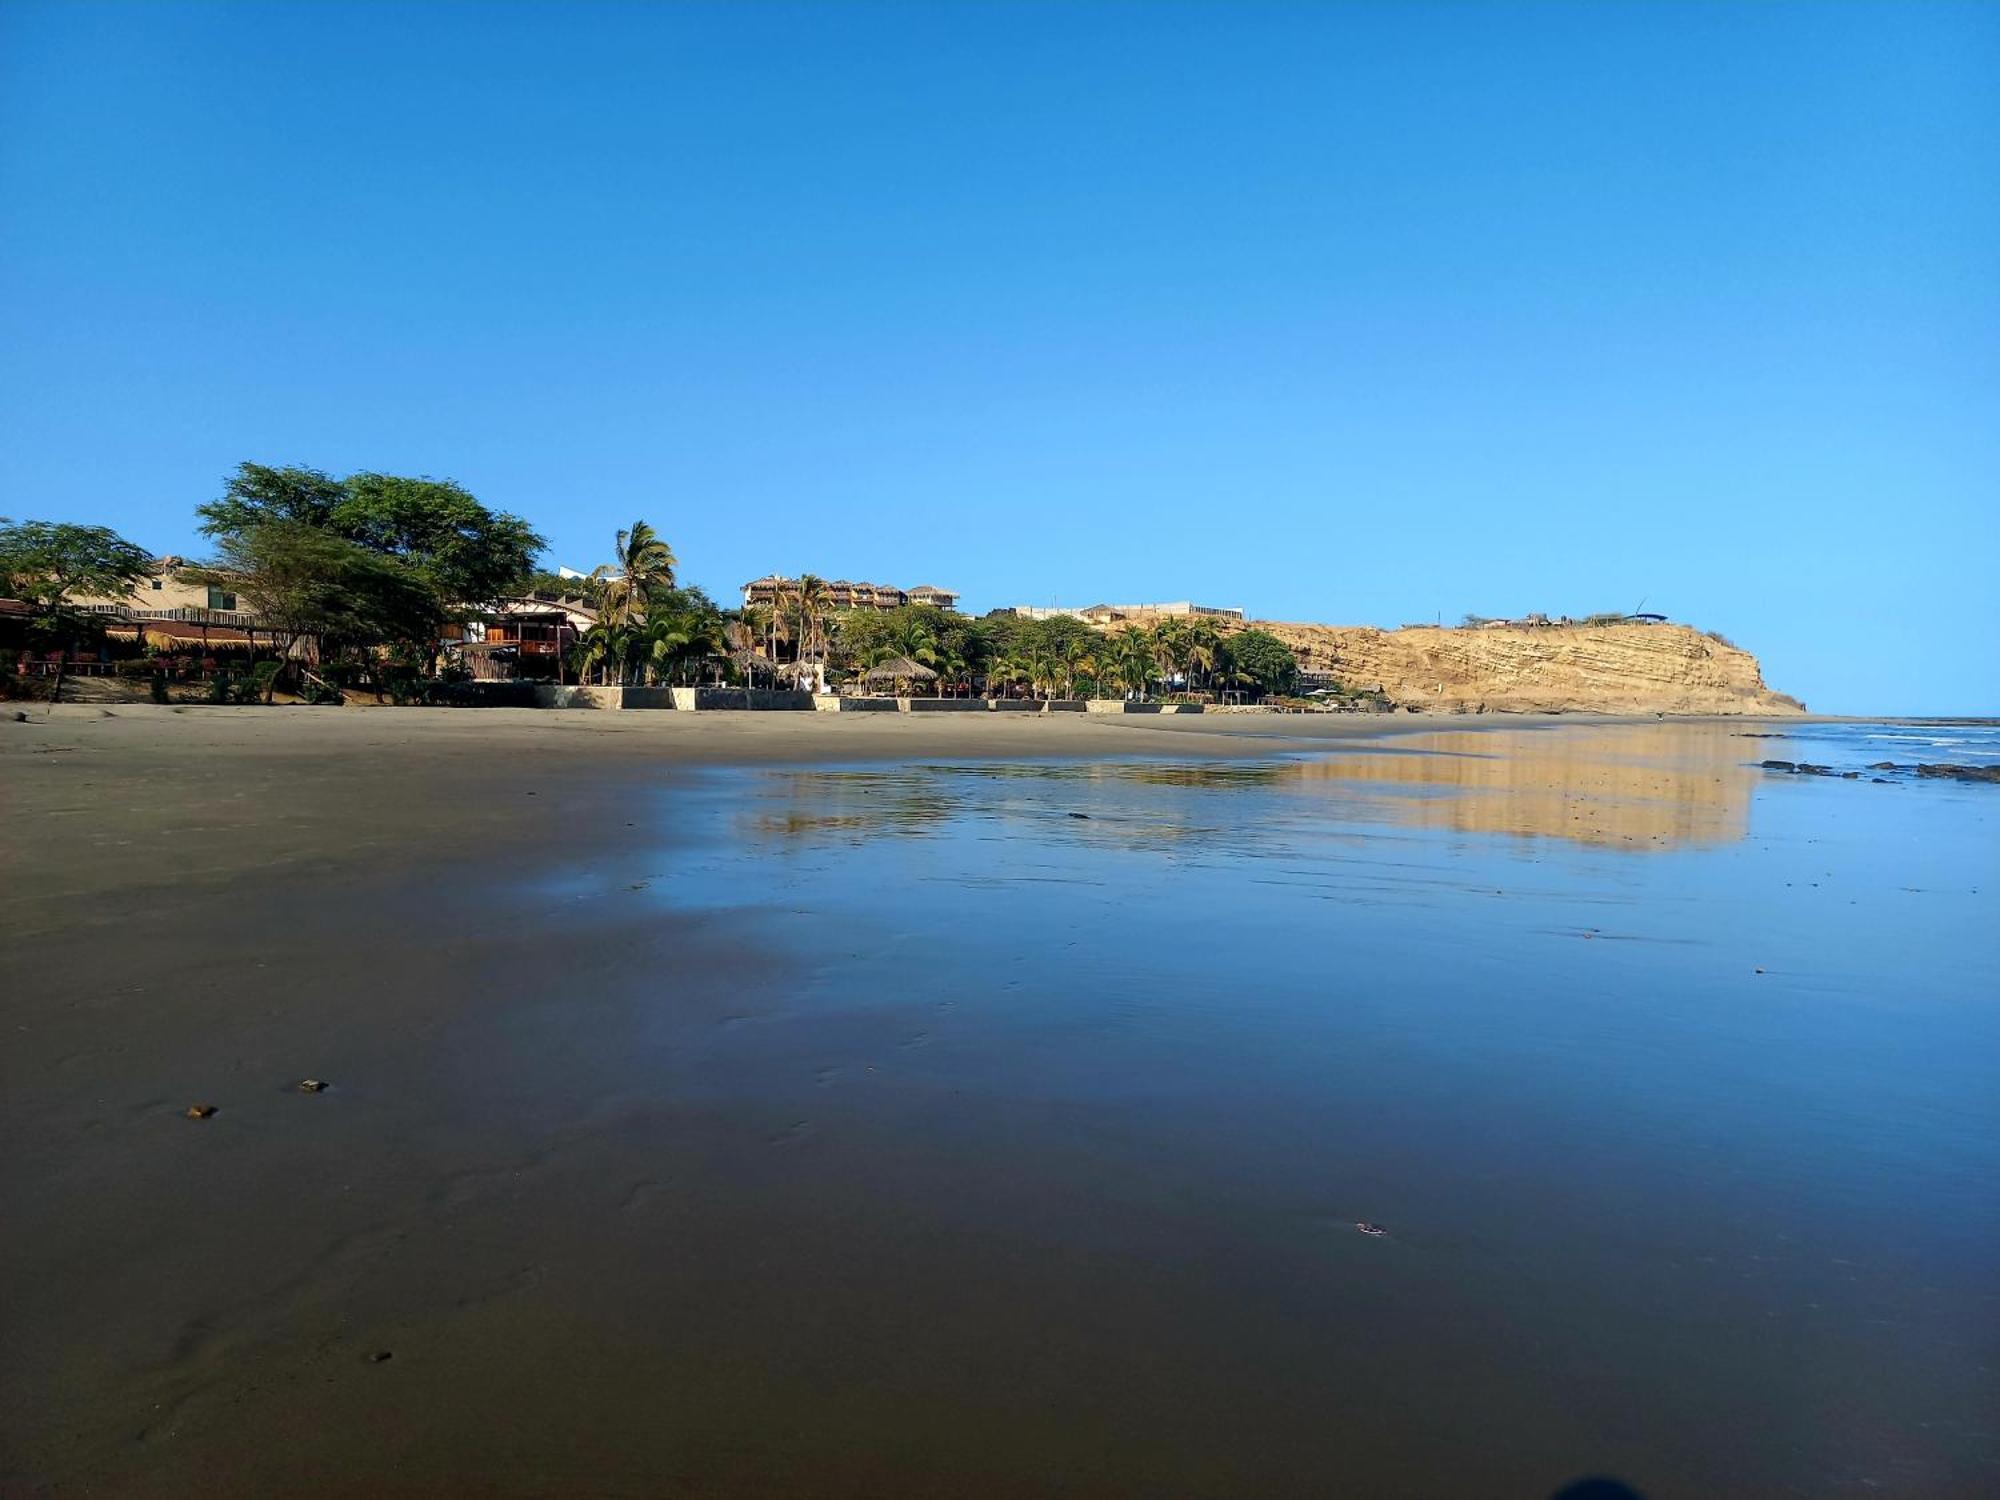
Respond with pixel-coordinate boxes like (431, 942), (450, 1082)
(4, 706), (1992, 1498)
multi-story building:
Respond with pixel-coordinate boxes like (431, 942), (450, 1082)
(741, 576), (959, 613)
(66, 556), (261, 652)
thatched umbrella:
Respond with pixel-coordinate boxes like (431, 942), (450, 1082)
(860, 655), (937, 692)
(730, 646), (778, 685)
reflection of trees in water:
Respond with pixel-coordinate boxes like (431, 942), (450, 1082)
(1287, 727), (1755, 849)
(750, 769), (964, 841)
(745, 727), (1755, 853)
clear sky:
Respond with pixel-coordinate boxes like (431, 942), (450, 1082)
(2, 1), (1993, 713)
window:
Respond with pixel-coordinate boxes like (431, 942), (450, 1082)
(207, 587), (237, 611)
(151, 579), (163, 590)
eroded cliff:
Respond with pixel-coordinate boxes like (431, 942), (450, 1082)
(1243, 620), (1802, 715)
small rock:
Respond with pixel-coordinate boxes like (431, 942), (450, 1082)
(368, 1350), (393, 1363)
(1355, 1221), (1388, 1237)
(1067, 812), (1090, 820)
(297, 1078), (328, 1093)
(1759, 760), (1796, 772)
(1869, 762), (1897, 771)
(185, 1104), (217, 1120)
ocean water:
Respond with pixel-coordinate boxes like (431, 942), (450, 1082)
(562, 721), (1998, 1497)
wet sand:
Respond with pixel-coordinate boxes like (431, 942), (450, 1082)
(3, 707), (1991, 1498)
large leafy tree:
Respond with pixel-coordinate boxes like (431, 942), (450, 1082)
(195, 464), (348, 535)
(198, 462), (545, 614)
(1224, 629), (1299, 696)
(0, 520), (153, 632)
(336, 473), (543, 608)
(189, 522), (441, 698)
(0, 518), (154, 703)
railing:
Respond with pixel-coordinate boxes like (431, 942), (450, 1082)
(80, 604), (261, 629)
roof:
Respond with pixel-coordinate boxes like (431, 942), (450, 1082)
(120, 620), (255, 645)
(861, 655), (937, 681)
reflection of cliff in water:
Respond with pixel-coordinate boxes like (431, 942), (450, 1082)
(742, 725), (1756, 853)
(1291, 727), (1755, 849)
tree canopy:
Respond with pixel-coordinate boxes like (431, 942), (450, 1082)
(189, 522), (442, 661)
(198, 462), (544, 612)
(1225, 628), (1298, 695)
(0, 519), (153, 631)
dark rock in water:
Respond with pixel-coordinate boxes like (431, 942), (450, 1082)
(1869, 761), (1898, 771)
(1355, 1221), (1388, 1237)
(1759, 760), (1796, 772)
(1068, 812), (1090, 820)
(1795, 763), (1836, 776)
(1842, 771), (1860, 779)
(1915, 763), (2000, 784)
(1872, 777), (1893, 784)
(368, 1350), (393, 1363)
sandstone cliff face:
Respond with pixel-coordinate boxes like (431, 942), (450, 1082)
(1243, 621), (1803, 715)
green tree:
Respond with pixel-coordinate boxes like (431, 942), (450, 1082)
(1224, 629), (1298, 697)
(0, 520), (153, 630)
(335, 473), (543, 608)
(189, 522), (440, 700)
(593, 520), (677, 628)
(0, 519), (154, 704)
(1111, 626), (1154, 699)
(195, 464), (347, 535)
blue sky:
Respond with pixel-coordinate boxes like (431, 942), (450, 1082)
(2, 1), (1993, 713)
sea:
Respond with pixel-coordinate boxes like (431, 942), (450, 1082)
(526, 718), (1998, 1497)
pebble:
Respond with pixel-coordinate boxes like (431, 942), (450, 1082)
(297, 1078), (328, 1093)
(184, 1104), (217, 1120)
(1355, 1221), (1388, 1237)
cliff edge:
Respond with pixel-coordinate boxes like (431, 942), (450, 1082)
(1242, 620), (1803, 715)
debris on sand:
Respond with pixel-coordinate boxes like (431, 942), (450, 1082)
(1355, 1221), (1388, 1237)
(184, 1104), (217, 1120)
(297, 1078), (328, 1093)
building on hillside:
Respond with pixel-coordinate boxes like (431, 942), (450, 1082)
(741, 576), (959, 613)
(1000, 600), (1244, 624)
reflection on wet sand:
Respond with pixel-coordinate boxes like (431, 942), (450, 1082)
(746, 724), (1757, 853)
(1295, 725), (1757, 849)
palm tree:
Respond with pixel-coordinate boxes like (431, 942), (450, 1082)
(1186, 620), (1223, 695)
(1151, 618), (1188, 695)
(570, 622), (619, 684)
(792, 574), (830, 690)
(1112, 626), (1154, 700)
(593, 521), (676, 628)
(764, 581), (795, 665)
(1057, 636), (1095, 701)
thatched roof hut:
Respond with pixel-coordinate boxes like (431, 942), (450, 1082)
(861, 655), (937, 687)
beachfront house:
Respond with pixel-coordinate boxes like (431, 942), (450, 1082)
(444, 596), (599, 680)
(60, 556), (263, 659)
